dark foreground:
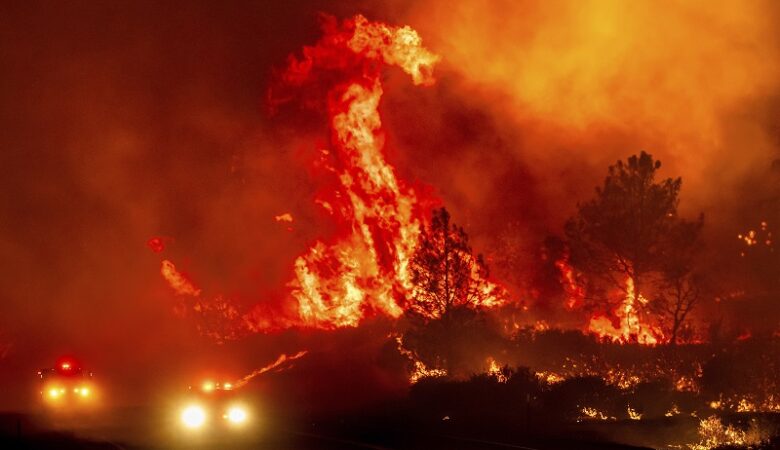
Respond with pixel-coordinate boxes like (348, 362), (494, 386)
(0, 409), (653, 450)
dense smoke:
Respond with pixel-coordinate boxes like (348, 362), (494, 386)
(387, 0), (780, 328)
(0, 0), (778, 411)
(403, 0), (780, 218)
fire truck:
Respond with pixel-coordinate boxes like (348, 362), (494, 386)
(37, 357), (94, 407)
(178, 379), (251, 431)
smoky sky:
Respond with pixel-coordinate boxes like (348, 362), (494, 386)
(0, 0), (417, 409)
(0, 1), (778, 409)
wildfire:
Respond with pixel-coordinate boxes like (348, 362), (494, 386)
(394, 335), (446, 383)
(274, 213), (293, 223)
(627, 405), (642, 420)
(153, 16), (451, 334)
(710, 395), (780, 413)
(554, 253), (585, 309)
(486, 357), (508, 383)
(674, 374), (699, 393)
(232, 350), (308, 389)
(736, 398), (756, 413)
(665, 404), (681, 417)
(690, 416), (773, 450)
(160, 260), (201, 297)
(578, 406), (615, 422)
(265, 15), (443, 330)
(604, 368), (642, 390)
(709, 400), (722, 410)
(587, 276), (662, 344)
(274, 213), (294, 232)
(148, 15), (511, 342)
(535, 371), (565, 385)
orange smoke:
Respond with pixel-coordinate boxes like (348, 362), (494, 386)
(409, 0), (780, 213)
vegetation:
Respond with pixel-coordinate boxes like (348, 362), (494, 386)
(408, 207), (492, 319)
(397, 153), (780, 449)
(405, 331), (780, 449)
(406, 207), (497, 375)
(564, 151), (704, 343)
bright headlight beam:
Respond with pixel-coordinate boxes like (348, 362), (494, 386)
(226, 407), (247, 424)
(181, 405), (206, 428)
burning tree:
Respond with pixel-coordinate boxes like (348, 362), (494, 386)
(565, 151), (703, 344)
(404, 208), (499, 375)
(408, 208), (492, 319)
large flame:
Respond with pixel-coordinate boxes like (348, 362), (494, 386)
(275, 15), (440, 329)
(153, 16), (505, 336)
(588, 276), (662, 345)
(153, 16), (442, 332)
(554, 254), (662, 345)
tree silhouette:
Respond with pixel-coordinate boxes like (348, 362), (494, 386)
(409, 207), (491, 319)
(406, 207), (494, 374)
(565, 152), (703, 342)
(651, 219), (705, 344)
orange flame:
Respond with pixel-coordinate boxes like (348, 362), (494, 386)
(587, 276), (662, 345)
(232, 350), (308, 389)
(154, 16), (505, 336)
(394, 334), (446, 383)
(160, 260), (201, 297)
(279, 15), (440, 329)
(274, 213), (294, 223)
(554, 253), (585, 309)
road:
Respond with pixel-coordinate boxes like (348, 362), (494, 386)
(0, 409), (652, 450)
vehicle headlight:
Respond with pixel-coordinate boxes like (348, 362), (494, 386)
(48, 388), (62, 398)
(181, 405), (207, 428)
(225, 406), (247, 424)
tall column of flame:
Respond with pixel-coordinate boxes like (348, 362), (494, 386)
(588, 276), (661, 345)
(155, 17), (498, 334)
(280, 16), (440, 328)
